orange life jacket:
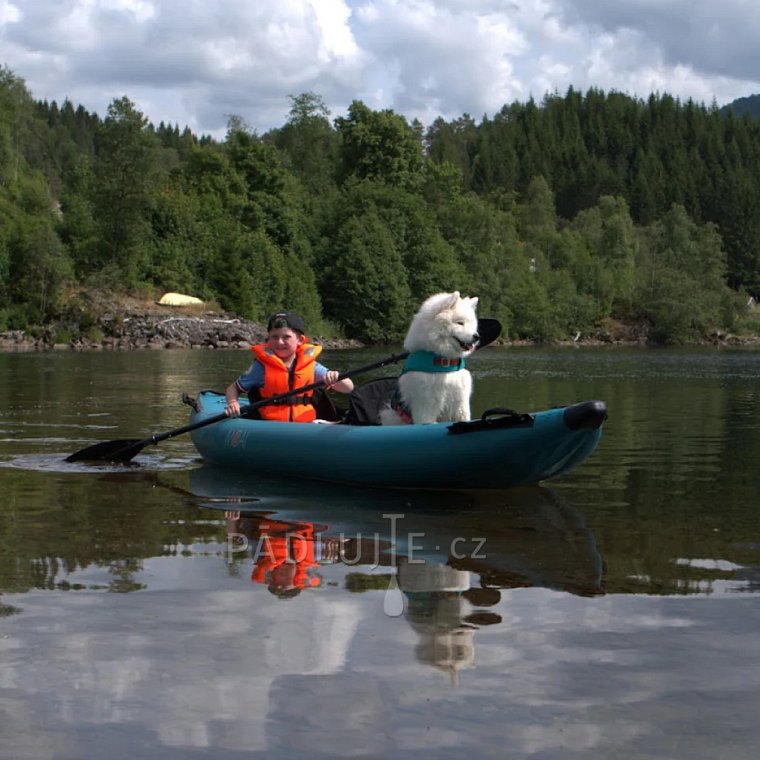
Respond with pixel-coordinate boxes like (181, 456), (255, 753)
(250, 341), (322, 422)
(251, 519), (321, 589)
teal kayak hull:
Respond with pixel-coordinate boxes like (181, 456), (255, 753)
(189, 391), (606, 490)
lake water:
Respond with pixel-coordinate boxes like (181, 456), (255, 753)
(1, 346), (760, 759)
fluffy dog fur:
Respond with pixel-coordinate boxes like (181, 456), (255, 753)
(380, 291), (479, 424)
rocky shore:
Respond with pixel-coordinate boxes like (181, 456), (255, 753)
(4, 316), (757, 351)
(1, 292), (757, 351)
(0, 305), (363, 352)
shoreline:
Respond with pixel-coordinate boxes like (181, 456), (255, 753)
(3, 320), (759, 352)
(2, 292), (759, 352)
(0, 313), (364, 353)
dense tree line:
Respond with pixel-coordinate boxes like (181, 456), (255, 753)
(2, 64), (759, 343)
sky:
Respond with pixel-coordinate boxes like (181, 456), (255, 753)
(2, 0), (759, 138)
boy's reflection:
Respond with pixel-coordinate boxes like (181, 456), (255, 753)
(226, 511), (343, 597)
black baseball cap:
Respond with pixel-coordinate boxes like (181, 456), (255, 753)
(267, 311), (306, 334)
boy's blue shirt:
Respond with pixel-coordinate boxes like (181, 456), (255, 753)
(237, 359), (328, 392)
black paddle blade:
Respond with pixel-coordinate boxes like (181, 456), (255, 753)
(477, 318), (502, 349)
(65, 438), (146, 463)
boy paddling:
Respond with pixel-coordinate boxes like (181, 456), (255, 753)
(224, 311), (353, 422)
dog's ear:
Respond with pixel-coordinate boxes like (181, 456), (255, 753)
(446, 291), (460, 308)
(464, 296), (479, 310)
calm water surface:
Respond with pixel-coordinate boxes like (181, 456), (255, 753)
(2, 346), (760, 759)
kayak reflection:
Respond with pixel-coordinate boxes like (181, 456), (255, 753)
(192, 465), (604, 677)
(192, 464), (604, 598)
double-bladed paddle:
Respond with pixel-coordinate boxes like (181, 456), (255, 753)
(65, 318), (502, 464)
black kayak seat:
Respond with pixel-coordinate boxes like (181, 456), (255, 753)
(344, 377), (399, 426)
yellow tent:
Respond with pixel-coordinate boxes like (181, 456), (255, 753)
(158, 292), (204, 306)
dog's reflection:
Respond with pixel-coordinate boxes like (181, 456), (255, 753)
(222, 498), (603, 679)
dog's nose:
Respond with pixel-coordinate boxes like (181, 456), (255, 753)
(473, 332), (480, 343)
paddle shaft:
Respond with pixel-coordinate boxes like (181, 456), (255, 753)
(146, 350), (411, 445)
(68, 350), (410, 462)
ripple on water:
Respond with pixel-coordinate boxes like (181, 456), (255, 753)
(0, 451), (199, 474)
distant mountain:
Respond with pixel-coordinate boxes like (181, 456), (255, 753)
(721, 94), (760, 118)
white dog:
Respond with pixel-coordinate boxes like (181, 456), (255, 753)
(380, 291), (479, 425)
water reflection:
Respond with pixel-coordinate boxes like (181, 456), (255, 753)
(2, 459), (756, 606)
(224, 512), (347, 596)
(3, 348), (760, 757)
(191, 465), (604, 677)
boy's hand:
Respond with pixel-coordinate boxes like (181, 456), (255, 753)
(323, 370), (341, 387)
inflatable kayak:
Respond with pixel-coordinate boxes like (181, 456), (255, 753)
(188, 391), (606, 489)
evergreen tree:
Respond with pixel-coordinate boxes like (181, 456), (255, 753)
(322, 209), (412, 342)
(425, 114), (478, 187)
(272, 92), (338, 186)
(92, 97), (162, 284)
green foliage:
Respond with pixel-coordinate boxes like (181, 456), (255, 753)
(518, 176), (557, 250)
(425, 114), (478, 188)
(635, 264), (701, 343)
(327, 178), (465, 309)
(7, 215), (71, 322)
(54, 326), (73, 344)
(0, 67), (32, 182)
(571, 195), (636, 314)
(502, 251), (558, 341)
(322, 210), (411, 342)
(421, 160), (465, 209)
(734, 308), (760, 336)
(543, 268), (600, 336)
(2, 67), (760, 346)
(436, 191), (518, 329)
(634, 205), (731, 342)
(92, 97), (162, 285)
(270, 92), (338, 191)
(281, 255), (322, 328)
(0, 302), (40, 331)
(144, 181), (201, 290)
(335, 101), (424, 192)
(205, 230), (271, 319)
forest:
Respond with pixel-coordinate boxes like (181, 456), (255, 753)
(2, 64), (760, 344)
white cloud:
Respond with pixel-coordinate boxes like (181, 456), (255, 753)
(0, 0), (20, 24)
(1, 0), (759, 138)
(109, 0), (155, 23)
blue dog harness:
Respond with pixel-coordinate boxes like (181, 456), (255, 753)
(390, 351), (466, 423)
(401, 351), (465, 374)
